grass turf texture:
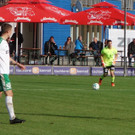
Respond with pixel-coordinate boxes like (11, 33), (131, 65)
(0, 75), (135, 135)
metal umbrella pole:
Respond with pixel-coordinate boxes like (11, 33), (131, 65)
(124, 0), (127, 76)
(16, 23), (19, 62)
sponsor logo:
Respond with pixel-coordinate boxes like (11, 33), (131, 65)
(63, 19), (78, 24)
(32, 67), (40, 74)
(41, 17), (57, 22)
(87, 10), (111, 20)
(113, 20), (128, 25)
(70, 68), (77, 75)
(88, 20), (103, 25)
(0, 17), (5, 21)
(15, 17), (31, 21)
(7, 7), (35, 16)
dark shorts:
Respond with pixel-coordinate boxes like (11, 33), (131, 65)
(103, 65), (115, 74)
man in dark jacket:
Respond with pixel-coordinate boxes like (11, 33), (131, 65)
(11, 27), (24, 62)
(128, 39), (135, 67)
(44, 36), (58, 65)
(89, 37), (103, 66)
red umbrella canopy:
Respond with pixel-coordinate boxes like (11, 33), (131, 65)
(60, 1), (135, 26)
(0, 0), (72, 23)
(92, 1), (117, 7)
(29, 0), (51, 3)
(8, 0), (51, 4)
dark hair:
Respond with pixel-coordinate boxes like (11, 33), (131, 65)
(67, 36), (71, 40)
(107, 40), (112, 44)
(78, 35), (82, 40)
(1, 23), (12, 34)
(50, 36), (54, 39)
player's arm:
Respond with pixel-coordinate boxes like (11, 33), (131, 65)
(112, 53), (118, 66)
(101, 55), (106, 68)
(10, 57), (26, 70)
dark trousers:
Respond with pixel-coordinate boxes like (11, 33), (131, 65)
(45, 55), (57, 65)
(93, 50), (101, 66)
(128, 54), (135, 66)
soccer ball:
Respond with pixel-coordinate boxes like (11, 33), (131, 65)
(92, 83), (100, 90)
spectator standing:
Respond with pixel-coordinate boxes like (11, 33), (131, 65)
(44, 36), (58, 65)
(128, 39), (135, 67)
(11, 27), (24, 62)
(104, 39), (108, 47)
(89, 37), (103, 66)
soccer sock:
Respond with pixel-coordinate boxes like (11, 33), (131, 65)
(111, 76), (115, 83)
(100, 75), (104, 80)
(5, 96), (16, 120)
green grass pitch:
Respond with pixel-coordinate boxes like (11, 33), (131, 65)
(0, 75), (135, 135)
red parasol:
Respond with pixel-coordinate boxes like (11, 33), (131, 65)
(29, 0), (51, 3)
(60, 1), (135, 26)
(0, 0), (72, 23)
(0, 0), (73, 61)
(8, 0), (51, 4)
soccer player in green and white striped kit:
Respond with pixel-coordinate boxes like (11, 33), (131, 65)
(99, 40), (118, 87)
(0, 23), (26, 124)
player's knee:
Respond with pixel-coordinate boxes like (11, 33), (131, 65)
(4, 90), (13, 97)
(104, 73), (108, 77)
(111, 71), (115, 77)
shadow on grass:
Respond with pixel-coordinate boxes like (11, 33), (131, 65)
(0, 112), (134, 122)
(0, 122), (7, 125)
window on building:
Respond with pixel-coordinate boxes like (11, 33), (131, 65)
(121, 0), (135, 10)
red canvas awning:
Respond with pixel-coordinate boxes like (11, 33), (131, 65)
(0, 0), (72, 23)
(8, 0), (51, 4)
(60, 1), (135, 26)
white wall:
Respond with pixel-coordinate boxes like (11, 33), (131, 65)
(108, 29), (135, 60)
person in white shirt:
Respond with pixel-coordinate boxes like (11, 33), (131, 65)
(0, 23), (26, 124)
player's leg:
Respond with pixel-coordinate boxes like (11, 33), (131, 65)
(0, 92), (3, 98)
(93, 50), (99, 66)
(1, 74), (25, 124)
(99, 67), (108, 85)
(4, 90), (16, 121)
(128, 55), (132, 67)
(110, 66), (115, 87)
(0, 78), (3, 98)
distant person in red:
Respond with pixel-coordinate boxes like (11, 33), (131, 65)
(11, 27), (24, 62)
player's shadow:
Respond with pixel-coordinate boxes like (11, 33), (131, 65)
(0, 112), (134, 122)
(0, 112), (135, 122)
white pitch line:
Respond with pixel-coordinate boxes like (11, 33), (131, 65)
(17, 88), (84, 91)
